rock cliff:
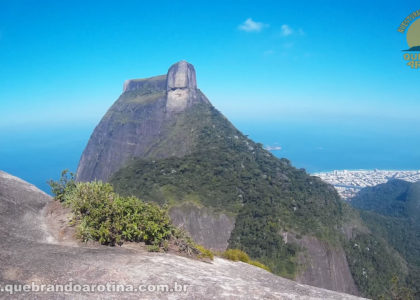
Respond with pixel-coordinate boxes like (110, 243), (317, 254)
(168, 203), (235, 251)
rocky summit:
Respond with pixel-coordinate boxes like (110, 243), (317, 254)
(0, 170), (365, 299)
(76, 61), (209, 182)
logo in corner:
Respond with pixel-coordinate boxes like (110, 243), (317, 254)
(398, 9), (420, 69)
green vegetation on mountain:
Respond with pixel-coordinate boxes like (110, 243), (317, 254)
(350, 180), (420, 299)
(111, 103), (345, 279)
(351, 179), (414, 218)
(344, 232), (408, 299)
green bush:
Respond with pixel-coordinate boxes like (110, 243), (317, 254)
(196, 245), (214, 260)
(49, 172), (216, 259)
(48, 169), (76, 202)
(222, 249), (270, 271)
(147, 244), (161, 252)
(50, 178), (173, 247)
(222, 249), (250, 262)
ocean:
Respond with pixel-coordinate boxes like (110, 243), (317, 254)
(235, 118), (420, 173)
(0, 125), (92, 193)
(1, 118), (419, 194)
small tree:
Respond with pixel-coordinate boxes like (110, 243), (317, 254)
(48, 169), (76, 202)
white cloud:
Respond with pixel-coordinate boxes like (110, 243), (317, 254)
(281, 24), (293, 36)
(238, 18), (268, 32)
(280, 25), (305, 37)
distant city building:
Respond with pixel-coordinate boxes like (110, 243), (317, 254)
(313, 170), (420, 200)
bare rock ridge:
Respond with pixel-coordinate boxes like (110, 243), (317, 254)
(123, 74), (167, 93)
(0, 170), (365, 299)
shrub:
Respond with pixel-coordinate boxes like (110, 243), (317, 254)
(222, 249), (270, 271)
(222, 249), (250, 263)
(49, 172), (214, 258)
(171, 228), (206, 257)
(49, 175), (175, 248)
(147, 244), (161, 252)
(64, 181), (173, 247)
(196, 245), (214, 260)
(248, 260), (271, 272)
(48, 169), (76, 202)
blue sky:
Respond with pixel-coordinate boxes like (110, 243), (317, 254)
(1, 1), (420, 190)
(1, 0), (419, 128)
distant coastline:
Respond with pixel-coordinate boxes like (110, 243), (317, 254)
(314, 168), (420, 173)
(265, 145), (282, 151)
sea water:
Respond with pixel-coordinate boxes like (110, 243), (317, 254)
(1, 118), (419, 193)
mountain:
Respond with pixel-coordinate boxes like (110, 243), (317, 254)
(76, 61), (409, 298)
(77, 61), (210, 182)
(351, 179), (417, 218)
(0, 170), (364, 300)
(351, 179), (420, 298)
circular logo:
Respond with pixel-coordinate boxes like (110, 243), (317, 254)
(406, 18), (420, 50)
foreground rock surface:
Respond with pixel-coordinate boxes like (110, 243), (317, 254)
(0, 170), (365, 299)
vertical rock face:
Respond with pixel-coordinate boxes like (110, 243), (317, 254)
(166, 61), (199, 113)
(288, 234), (359, 296)
(76, 80), (168, 182)
(166, 60), (197, 90)
(169, 203), (235, 251)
